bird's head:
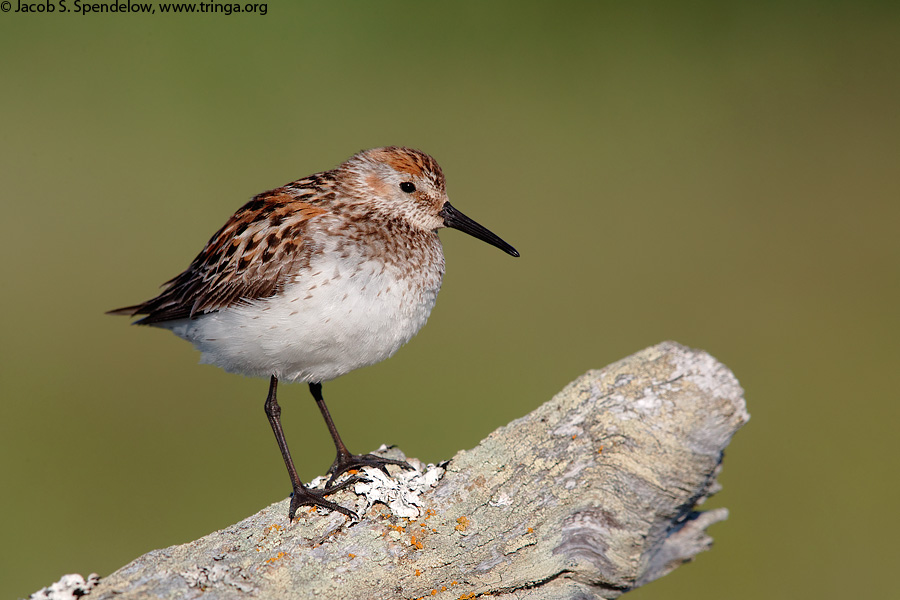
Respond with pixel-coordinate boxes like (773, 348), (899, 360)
(341, 146), (519, 257)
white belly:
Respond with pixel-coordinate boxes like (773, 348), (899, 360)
(160, 252), (443, 382)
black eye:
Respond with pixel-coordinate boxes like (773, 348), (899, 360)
(399, 182), (416, 193)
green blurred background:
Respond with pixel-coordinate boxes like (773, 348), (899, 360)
(1, 2), (897, 598)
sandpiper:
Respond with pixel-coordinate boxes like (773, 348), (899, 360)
(110, 147), (519, 519)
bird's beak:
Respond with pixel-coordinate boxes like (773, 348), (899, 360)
(439, 202), (520, 257)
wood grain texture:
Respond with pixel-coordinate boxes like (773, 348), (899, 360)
(88, 341), (748, 600)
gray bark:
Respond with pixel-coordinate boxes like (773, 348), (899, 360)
(50, 341), (748, 600)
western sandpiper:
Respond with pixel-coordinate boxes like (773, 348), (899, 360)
(110, 146), (519, 519)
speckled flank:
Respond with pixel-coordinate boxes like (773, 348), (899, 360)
(112, 187), (331, 323)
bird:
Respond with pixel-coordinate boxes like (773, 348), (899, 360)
(109, 146), (519, 520)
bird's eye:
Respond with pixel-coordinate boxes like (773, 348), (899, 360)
(399, 182), (416, 193)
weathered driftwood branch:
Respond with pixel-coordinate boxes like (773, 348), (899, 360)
(48, 341), (748, 600)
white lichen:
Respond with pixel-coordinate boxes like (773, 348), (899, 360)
(29, 574), (99, 600)
(352, 460), (445, 518)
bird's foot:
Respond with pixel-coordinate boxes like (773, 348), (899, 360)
(288, 477), (359, 521)
(326, 449), (413, 488)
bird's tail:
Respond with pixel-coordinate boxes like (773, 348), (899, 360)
(106, 305), (143, 317)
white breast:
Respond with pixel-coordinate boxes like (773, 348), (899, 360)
(162, 244), (444, 383)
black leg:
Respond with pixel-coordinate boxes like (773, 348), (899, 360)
(309, 382), (412, 487)
(264, 376), (357, 520)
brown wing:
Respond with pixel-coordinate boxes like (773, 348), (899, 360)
(110, 181), (332, 325)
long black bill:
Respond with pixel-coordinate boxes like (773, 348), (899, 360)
(439, 202), (520, 257)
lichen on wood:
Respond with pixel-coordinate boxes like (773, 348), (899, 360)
(41, 341), (748, 600)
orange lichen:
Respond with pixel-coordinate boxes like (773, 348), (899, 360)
(410, 535), (423, 550)
(455, 516), (469, 532)
(431, 590), (437, 596)
(415, 569), (422, 576)
(527, 527), (534, 533)
(264, 551), (288, 564)
(571, 434), (577, 440)
(348, 553), (356, 559)
(441, 586), (447, 591)
(598, 445), (604, 453)
(383, 523), (407, 538)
